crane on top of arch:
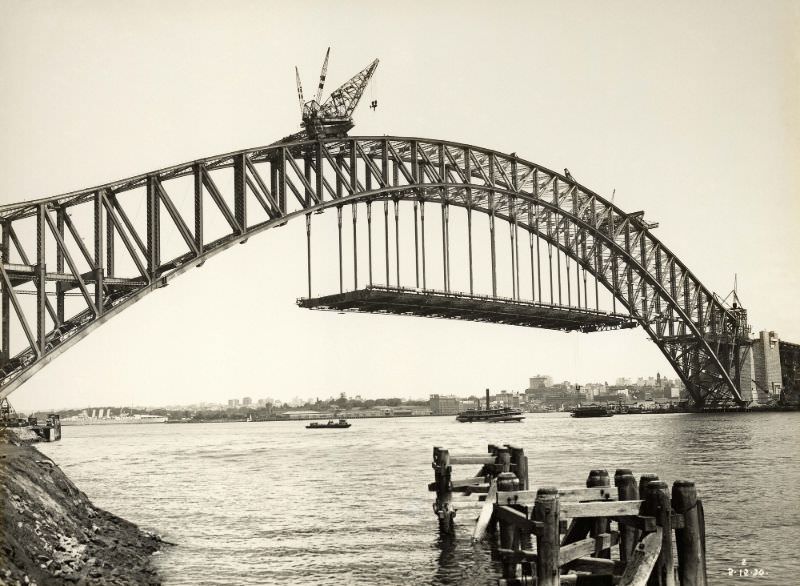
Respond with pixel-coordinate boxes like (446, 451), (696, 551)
(0, 49), (795, 410)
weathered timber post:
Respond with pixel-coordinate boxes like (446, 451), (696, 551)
(433, 447), (455, 534)
(644, 480), (674, 586)
(508, 445), (529, 490)
(496, 446), (511, 474)
(497, 472), (521, 581)
(615, 470), (639, 563)
(672, 480), (707, 586)
(534, 487), (560, 586)
(508, 445), (531, 579)
(589, 469), (611, 558)
(639, 473), (659, 499)
(637, 473), (660, 545)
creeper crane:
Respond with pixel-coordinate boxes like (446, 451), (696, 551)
(294, 48), (379, 139)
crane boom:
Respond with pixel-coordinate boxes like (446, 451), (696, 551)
(315, 47), (331, 104)
(320, 58), (379, 119)
(295, 66), (305, 114)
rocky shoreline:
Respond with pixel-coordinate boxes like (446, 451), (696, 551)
(0, 429), (165, 585)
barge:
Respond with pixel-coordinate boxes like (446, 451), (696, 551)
(306, 419), (351, 429)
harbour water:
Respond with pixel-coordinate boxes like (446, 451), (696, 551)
(38, 412), (799, 585)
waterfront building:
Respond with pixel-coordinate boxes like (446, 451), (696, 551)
(228, 399), (240, 408)
(283, 410), (331, 420)
(242, 397), (252, 407)
(459, 398), (481, 411)
(429, 394), (460, 415)
(496, 391), (522, 408)
(528, 375), (552, 390)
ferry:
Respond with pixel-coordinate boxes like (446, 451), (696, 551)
(306, 418), (351, 429)
(456, 389), (525, 423)
(571, 404), (613, 418)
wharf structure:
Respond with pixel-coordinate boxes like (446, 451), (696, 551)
(431, 443), (709, 585)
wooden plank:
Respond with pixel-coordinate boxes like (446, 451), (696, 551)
(459, 483), (491, 494)
(563, 557), (625, 575)
(498, 487), (616, 506)
(616, 515), (656, 532)
(560, 500), (643, 519)
(472, 479), (497, 542)
(560, 573), (616, 585)
(618, 528), (663, 586)
(497, 548), (537, 562)
(559, 532), (619, 565)
(493, 504), (540, 533)
(449, 455), (495, 465)
(451, 476), (487, 489)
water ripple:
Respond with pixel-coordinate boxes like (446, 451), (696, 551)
(38, 412), (800, 585)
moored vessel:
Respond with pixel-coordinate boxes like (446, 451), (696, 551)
(60, 409), (168, 425)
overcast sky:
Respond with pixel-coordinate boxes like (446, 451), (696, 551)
(1, 0), (798, 411)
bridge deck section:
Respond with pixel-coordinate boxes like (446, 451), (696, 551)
(298, 286), (638, 333)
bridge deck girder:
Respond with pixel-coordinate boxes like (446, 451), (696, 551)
(298, 286), (638, 333)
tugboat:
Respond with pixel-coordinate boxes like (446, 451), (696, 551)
(456, 389), (525, 423)
(306, 418), (351, 429)
(571, 404), (613, 418)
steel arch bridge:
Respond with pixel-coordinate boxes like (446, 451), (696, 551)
(0, 136), (751, 407)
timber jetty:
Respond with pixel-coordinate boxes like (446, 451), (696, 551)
(430, 444), (707, 585)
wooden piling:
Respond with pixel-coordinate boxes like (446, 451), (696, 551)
(534, 487), (560, 586)
(638, 473), (659, 499)
(508, 445), (529, 490)
(614, 468), (632, 486)
(497, 472), (521, 581)
(479, 444), (500, 478)
(588, 469), (611, 559)
(615, 469), (638, 563)
(644, 480), (674, 586)
(496, 447), (511, 474)
(672, 480), (707, 586)
(433, 448), (454, 534)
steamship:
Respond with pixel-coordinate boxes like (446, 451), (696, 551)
(455, 389), (525, 423)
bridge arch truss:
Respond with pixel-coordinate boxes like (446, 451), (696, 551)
(0, 137), (749, 407)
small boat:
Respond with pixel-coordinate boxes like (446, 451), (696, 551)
(306, 418), (351, 429)
(571, 405), (613, 418)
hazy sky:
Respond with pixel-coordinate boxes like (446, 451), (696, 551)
(1, 0), (798, 411)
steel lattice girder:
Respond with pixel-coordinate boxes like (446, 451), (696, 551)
(0, 137), (748, 406)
